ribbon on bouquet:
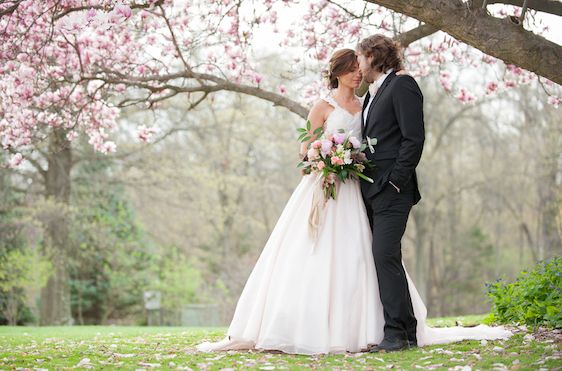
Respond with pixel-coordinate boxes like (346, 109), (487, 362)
(308, 173), (328, 252)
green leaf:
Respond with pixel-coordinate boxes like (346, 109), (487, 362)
(313, 127), (324, 135)
(306, 120), (311, 131)
(298, 132), (308, 142)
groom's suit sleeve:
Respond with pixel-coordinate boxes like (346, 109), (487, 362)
(388, 75), (425, 190)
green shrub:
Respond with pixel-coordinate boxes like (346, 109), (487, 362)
(486, 256), (562, 328)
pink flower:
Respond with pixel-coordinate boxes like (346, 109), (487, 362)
(279, 85), (287, 94)
(307, 148), (319, 160)
(547, 96), (560, 108)
(349, 136), (361, 149)
(486, 82), (498, 95)
(8, 153), (24, 168)
(320, 139), (332, 156)
(312, 140), (322, 149)
(333, 132), (346, 145)
(102, 141), (117, 153)
(331, 156), (343, 166)
(137, 125), (159, 143)
(439, 77), (452, 93)
(115, 5), (132, 19)
(504, 80), (516, 88)
(456, 88), (475, 104)
(317, 161), (325, 170)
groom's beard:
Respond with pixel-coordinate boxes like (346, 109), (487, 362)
(363, 68), (380, 84)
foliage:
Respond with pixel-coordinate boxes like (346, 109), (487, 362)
(68, 154), (155, 324)
(0, 247), (52, 325)
(0, 161), (49, 325)
(151, 246), (204, 312)
(487, 257), (562, 328)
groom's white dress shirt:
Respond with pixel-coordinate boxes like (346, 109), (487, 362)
(363, 68), (393, 127)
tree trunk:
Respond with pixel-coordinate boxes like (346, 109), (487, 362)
(40, 128), (73, 325)
(538, 156), (561, 260)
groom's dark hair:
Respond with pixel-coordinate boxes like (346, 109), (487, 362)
(357, 34), (403, 73)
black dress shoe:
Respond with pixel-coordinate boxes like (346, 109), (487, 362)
(369, 338), (416, 352)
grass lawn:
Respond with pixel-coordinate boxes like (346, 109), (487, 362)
(0, 315), (560, 370)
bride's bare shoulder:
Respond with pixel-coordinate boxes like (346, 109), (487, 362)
(308, 99), (334, 123)
(311, 98), (334, 113)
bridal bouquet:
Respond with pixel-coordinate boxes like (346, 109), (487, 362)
(297, 120), (376, 201)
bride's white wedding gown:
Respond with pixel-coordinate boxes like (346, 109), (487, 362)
(196, 95), (511, 355)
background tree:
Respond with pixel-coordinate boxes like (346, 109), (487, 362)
(1, 0), (560, 324)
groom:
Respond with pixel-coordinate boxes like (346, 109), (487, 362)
(356, 34), (425, 352)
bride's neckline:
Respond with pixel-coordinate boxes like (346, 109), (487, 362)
(325, 93), (362, 117)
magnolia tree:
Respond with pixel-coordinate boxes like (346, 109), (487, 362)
(1, 0), (560, 165)
(0, 0), (560, 324)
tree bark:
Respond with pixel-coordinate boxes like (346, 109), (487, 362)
(487, 0), (562, 17)
(538, 155), (562, 259)
(365, 0), (562, 85)
(39, 128), (73, 325)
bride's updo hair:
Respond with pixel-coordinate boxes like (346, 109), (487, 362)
(323, 49), (359, 89)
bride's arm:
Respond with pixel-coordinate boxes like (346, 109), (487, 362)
(300, 100), (329, 158)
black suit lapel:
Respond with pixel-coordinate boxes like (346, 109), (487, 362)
(364, 72), (396, 134)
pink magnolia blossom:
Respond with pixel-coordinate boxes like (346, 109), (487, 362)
(8, 153), (24, 168)
(547, 96), (560, 108)
(1, 0), (559, 170)
(137, 125), (159, 143)
(486, 82), (498, 95)
(456, 88), (476, 104)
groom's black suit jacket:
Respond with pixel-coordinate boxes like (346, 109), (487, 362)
(361, 72), (425, 204)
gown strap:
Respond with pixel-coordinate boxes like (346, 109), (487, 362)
(321, 94), (339, 109)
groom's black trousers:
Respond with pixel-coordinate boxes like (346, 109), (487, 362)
(364, 181), (417, 343)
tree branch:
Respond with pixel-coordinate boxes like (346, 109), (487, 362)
(486, 0), (562, 17)
(0, 0), (22, 18)
(365, 0), (562, 85)
(396, 23), (439, 47)
(87, 69), (309, 119)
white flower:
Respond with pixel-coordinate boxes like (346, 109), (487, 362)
(343, 150), (352, 164)
(366, 136), (377, 153)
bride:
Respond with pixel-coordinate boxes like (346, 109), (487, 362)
(196, 49), (511, 355)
